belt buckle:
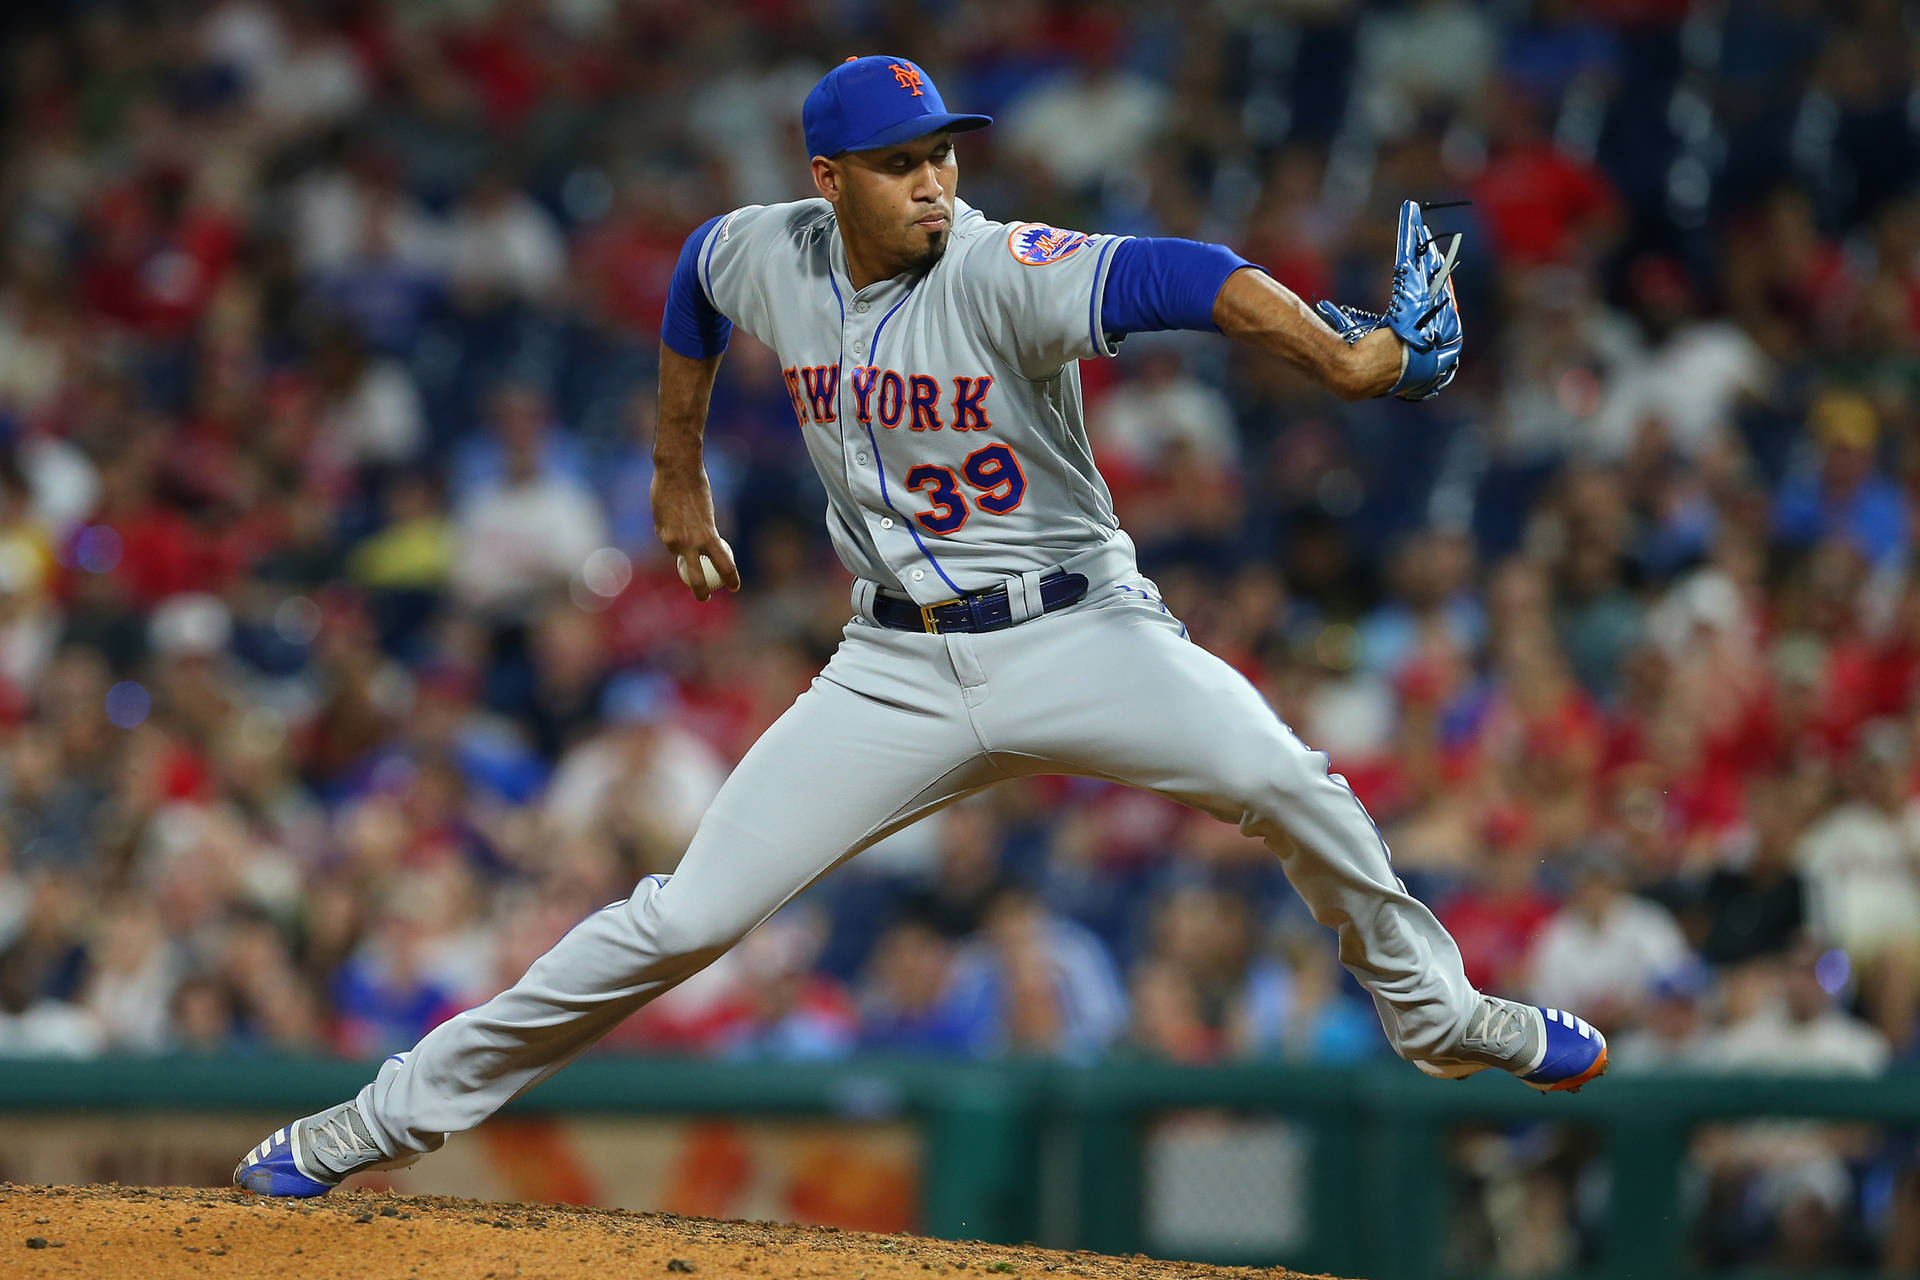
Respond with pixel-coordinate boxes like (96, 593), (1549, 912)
(920, 598), (959, 633)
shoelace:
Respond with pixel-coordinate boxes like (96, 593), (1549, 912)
(305, 1110), (380, 1170)
(1463, 1000), (1527, 1056)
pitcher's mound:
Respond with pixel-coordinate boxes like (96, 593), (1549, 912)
(2, 1184), (1344, 1279)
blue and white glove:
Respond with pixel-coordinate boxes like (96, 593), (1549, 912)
(1316, 200), (1464, 401)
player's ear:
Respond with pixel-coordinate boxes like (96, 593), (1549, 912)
(810, 156), (841, 204)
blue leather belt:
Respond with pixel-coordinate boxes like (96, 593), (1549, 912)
(872, 572), (1089, 634)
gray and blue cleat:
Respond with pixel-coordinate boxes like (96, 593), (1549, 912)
(233, 1099), (416, 1197)
(1417, 995), (1609, 1093)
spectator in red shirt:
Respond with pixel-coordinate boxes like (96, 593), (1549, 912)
(79, 172), (239, 341)
(1470, 81), (1622, 266)
(571, 181), (695, 337)
(1439, 809), (1562, 993)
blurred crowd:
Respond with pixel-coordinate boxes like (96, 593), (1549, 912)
(6, 0), (1920, 1267)
(0, 0), (1918, 1154)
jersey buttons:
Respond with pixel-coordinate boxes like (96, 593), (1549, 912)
(855, 452), (869, 465)
(852, 339), (865, 355)
(911, 569), (926, 582)
(855, 300), (871, 314)
(880, 517), (894, 529)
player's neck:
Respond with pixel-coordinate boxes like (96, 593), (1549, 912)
(839, 225), (927, 293)
(842, 238), (897, 292)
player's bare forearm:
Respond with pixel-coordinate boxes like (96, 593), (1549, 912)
(1212, 268), (1403, 400)
(652, 345), (740, 598)
(654, 345), (723, 472)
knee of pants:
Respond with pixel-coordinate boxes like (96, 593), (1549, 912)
(625, 875), (751, 968)
(1227, 743), (1336, 826)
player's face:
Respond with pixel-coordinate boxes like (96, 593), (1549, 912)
(818, 132), (957, 279)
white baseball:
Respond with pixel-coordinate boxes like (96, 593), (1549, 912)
(677, 540), (731, 592)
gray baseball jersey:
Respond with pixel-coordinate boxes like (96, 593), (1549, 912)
(343, 196), (1489, 1167)
(701, 197), (1125, 603)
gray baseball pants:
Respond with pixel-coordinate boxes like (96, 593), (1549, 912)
(356, 555), (1478, 1158)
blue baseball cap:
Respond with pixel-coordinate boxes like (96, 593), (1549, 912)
(803, 55), (991, 159)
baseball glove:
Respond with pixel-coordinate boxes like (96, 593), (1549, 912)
(1315, 199), (1464, 401)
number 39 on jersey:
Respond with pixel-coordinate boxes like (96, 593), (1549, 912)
(904, 443), (1026, 534)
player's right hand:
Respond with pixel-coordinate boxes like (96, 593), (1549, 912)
(650, 465), (741, 602)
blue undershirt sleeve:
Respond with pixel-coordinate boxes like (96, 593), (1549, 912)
(660, 215), (734, 360)
(1099, 236), (1259, 337)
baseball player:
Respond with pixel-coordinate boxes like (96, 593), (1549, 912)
(236, 56), (1604, 1198)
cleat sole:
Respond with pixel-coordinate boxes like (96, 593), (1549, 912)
(1527, 1043), (1609, 1094)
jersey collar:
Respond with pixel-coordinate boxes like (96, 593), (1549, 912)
(830, 197), (979, 300)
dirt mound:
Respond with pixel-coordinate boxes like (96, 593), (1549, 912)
(2, 1184), (1342, 1280)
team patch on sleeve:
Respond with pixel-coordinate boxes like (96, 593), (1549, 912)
(1007, 222), (1089, 266)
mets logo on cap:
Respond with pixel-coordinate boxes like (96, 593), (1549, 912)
(889, 63), (924, 96)
(1008, 222), (1089, 266)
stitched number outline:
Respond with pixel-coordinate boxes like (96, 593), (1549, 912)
(963, 444), (1025, 515)
(904, 445), (1028, 534)
(904, 465), (968, 534)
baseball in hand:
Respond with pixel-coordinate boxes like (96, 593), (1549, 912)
(678, 540), (731, 592)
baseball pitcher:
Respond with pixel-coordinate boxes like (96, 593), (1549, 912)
(237, 55), (1603, 1199)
